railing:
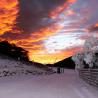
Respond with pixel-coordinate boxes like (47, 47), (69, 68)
(78, 69), (98, 88)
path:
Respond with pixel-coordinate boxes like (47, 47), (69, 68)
(0, 69), (97, 98)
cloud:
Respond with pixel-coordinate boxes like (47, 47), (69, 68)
(1, 0), (98, 64)
(88, 24), (98, 32)
(16, 0), (67, 33)
(0, 0), (19, 35)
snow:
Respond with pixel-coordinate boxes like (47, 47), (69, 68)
(0, 56), (53, 77)
(0, 69), (97, 98)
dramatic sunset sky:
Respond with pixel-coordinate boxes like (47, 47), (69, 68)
(0, 0), (98, 64)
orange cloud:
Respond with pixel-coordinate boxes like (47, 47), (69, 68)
(49, 0), (76, 19)
(95, 23), (98, 27)
(68, 0), (77, 3)
(0, 0), (19, 35)
(28, 46), (82, 64)
(0, 0), (84, 64)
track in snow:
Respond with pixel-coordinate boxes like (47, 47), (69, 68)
(0, 69), (97, 98)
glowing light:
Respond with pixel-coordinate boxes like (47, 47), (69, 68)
(68, 0), (77, 3)
(95, 23), (98, 27)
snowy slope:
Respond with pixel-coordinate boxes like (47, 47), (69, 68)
(0, 69), (97, 98)
(0, 55), (54, 77)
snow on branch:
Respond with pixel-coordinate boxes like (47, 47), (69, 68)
(84, 36), (98, 51)
(72, 36), (98, 69)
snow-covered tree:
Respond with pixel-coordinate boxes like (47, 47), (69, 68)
(91, 49), (98, 67)
(84, 36), (98, 52)
(83, 51), (95, 68)
(72, 52), (84, 69)
(72, 36), (98, 69)
(83, 36), (98, 68)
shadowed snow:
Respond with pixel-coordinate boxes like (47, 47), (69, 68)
(0, 69), (97, 98)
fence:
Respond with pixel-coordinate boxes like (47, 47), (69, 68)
(78, 69), (98, 88)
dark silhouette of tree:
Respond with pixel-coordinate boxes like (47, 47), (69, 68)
(0, 41), (29, 61)
(0, 41), (53, 71)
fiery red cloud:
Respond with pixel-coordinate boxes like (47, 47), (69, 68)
(0, 0), (98, 64)
(0, 0), (19, 35)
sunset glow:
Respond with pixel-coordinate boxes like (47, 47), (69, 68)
(0, 0), (98, 64)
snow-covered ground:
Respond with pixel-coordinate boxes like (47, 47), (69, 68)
(0, 69), (97, 98)
(0, 55), (54, 77)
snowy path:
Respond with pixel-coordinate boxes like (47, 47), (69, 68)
(0, 69), (97, 98)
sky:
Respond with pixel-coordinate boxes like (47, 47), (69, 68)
(0, 0), (98, 64)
